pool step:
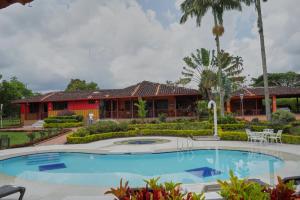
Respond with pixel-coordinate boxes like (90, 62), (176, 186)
(26, 153), (61, 165)
(191, 136), (220, 141)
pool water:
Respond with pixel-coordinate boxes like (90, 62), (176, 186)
(0, 150), (284, 187)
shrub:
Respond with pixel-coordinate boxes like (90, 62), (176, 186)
(219, 131), (248, 141)
(26, 132), (36, 143)
(46, 115), (83, 122)
(251, 117), (260, 124)
(272, 110), (296, 124)
(220, 124), (246, 131)
(195, 100), (209, 119)
(158, 113), (167, 123)
(217, 115), (237, 124)
(57, 110), (76, 116)
(86, 121), (128, 135)
(44, 122), (83, 128)
(290, 121), (300, 127)
(218, 170), (269, 200)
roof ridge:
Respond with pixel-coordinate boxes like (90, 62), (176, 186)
(155, 84), (161, 96)
(131, 83), (141, 96)
(40, 92), (57, 102)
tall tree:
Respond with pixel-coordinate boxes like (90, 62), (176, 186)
(180, 0), (243, 116)
(65, 79), (99, 92)
(252, 72), (300, 87)
(0, 76), (33, 117)
(243, 0), (271, 120)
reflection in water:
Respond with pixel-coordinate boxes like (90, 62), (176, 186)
(269, 159), (275, 185)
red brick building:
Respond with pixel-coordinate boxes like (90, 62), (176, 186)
(14, 81), (200, 124)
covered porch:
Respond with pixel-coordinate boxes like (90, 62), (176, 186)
(100, 95), (198, 119)
(227, 86), (300, 120)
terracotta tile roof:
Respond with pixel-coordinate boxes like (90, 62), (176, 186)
(232, 86), (300, 98)
(13, 81), (199, 103)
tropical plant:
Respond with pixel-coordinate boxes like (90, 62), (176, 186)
(134, 99), (148, 122)
(180, 0), (244, 117)
(105, 179), (131, 200)
(195, 100), (209, 119)
(106, 178), (205, 200)
(218, 170), (268, 200)
(242, 0), (271, 120)
(180, 49), (244, 105)
(267, 176), (296, 200)
(180, 48), (217, 100)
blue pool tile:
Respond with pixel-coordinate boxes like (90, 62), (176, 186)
(186, 167), (221, 178)
(39, 163), (66, 171)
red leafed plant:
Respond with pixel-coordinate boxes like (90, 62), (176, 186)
(267, 176), (299, 200)
(105, 178), (205, 200)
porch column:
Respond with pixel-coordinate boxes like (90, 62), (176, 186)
(152, 99), (155, 118)
(110, 100), (113, 118)
(174, 97), (177, 117)
(226, 100), (231, 113)
(116, 99), (119, 119)
(131, 99), (134, 118)
(272, 96), (277, 113)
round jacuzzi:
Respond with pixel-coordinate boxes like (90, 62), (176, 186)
(114, 138), (170, 145)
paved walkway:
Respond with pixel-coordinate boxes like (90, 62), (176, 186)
(0, 137), (300, 200)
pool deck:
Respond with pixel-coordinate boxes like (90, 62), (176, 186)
(0, 137), (300, 200)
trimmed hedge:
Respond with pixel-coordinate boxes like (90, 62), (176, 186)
(46, 115), (83, 121)
(44, 122), (83, 128)
(44, 118), (78, 123)
(129, 121), (212, 130)
(67, 129), (212, 144)
(219, 131), (300, 145)
(219, 131), (248, 141)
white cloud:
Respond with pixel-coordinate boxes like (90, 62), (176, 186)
(0, 0), (299, 92)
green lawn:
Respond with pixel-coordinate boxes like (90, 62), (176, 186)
(0, 131), (41, 146)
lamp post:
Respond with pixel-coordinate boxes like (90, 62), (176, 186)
(208, 100), (218, 137)
(239, 94), (244, 117)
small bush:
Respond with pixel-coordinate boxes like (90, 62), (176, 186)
(44, 118), (78, 123)
(220, 124), (246, 131)
(87, 121), (128, 134)
(26, 132), (36, 143)
(219, 131), (248, 141)
(251, 118), (260, 124)
(158, 113), (167, 123)
(57, 110), (76, 116)
(272, 110), (296, 124)
(217, 115), (237, 124)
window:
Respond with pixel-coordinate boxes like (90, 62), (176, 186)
(53, 102), (68, 110)
(124, 101), (131, 111)
(29, 103), (39, 113)
(88, 100), (96, 104)
(155, 100), (168, 110)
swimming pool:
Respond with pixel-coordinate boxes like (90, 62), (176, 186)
(0, 150), (283, 187)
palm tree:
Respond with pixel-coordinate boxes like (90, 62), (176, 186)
(243, 0), (271, 120)
(180, 0), (243, 116)
(180, 48), (244, 102)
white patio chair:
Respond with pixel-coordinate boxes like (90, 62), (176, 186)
(269, 130), (283, 143)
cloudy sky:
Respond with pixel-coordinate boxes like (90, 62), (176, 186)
(0, 0), (299, 92)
